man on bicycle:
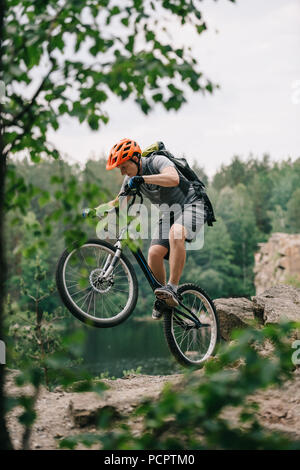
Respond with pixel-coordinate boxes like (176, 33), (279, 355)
(104, 138), (206, 320)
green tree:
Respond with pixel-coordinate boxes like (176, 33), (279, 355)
(191, 160), (209, 187)
(249, 172), (272, 234)
(216, 184), (258, 295)
(0, 0), (12, 450)
(0, 0), (235, 449)
(212, 155), (248, 191)
(268, 205), (288, 233)
(286, 188), (300, 233)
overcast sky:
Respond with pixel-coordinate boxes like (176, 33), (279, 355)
(47, 0), (300, 177)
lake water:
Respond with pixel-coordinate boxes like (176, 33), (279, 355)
(83, 317), (183, 378)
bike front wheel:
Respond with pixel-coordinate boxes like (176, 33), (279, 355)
(163, 283), (220, 367)
(56, 239), (138, 328)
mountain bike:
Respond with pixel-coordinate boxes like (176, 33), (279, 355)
(56, 185), (220, 368)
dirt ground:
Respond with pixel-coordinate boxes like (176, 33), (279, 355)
(5, 369), (300, 450)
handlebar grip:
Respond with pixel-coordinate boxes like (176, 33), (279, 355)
(119, 184), (137, 197)
(82, 208), (96, 218)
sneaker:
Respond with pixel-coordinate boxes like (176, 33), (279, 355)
(154, 284), (179, 307)
(152, 300), (163, 320)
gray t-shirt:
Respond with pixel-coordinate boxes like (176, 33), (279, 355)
(119, 155), (199, 213)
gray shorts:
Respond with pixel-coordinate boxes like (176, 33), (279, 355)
(150, 201), (206, 260)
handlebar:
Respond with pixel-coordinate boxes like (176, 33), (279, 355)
(82, 184), (143, 220)
(119, 184), (144, 205)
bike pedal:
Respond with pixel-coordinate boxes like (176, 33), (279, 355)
(156, 300), (173, 313)
(155, 299), (165, 310)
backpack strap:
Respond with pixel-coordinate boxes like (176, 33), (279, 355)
(143, 152), (216, 227)
(144, 152), (190, 194)
(142, 153), (156, 176)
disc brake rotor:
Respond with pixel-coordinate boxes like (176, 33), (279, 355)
(89, 268), (113, 294)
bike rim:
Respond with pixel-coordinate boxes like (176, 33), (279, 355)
(171, 289), (218, 364)
(62, 243), (134, 322)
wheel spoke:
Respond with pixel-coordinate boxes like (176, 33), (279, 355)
(169, 287), (218, 365)
(61, 242), (134, 324)
(87, 290), (94, 315)
(79, 289), (93, 310)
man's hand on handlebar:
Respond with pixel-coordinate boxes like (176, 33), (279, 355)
(128, 176), (144, 189)
(119, 181), (144, 198)
(83, 181), (144, 221)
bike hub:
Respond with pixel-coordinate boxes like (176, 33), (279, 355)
(89, 268), (113, 294)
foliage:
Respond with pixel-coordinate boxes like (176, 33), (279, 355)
(122, 365), (143, 378)
(95, 371), (117, 381)
(2, 0), (218, 165)
(5, 366), (44, 450)
(5, 211), (70, 386)
(286, 188), (300, 233)
(1, 0), (299, 452)
(59, 321), (300, 450)
(1, 0), (232, 449)
(5, 328), (108, 449)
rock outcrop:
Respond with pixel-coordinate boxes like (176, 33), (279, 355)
(215, 284), (300, 341)
(254, 233), (300, 295)
(252, 284), (300, 325)
(214, 297), (256, 341)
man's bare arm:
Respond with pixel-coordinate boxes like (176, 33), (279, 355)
(142, 166), (179, 187)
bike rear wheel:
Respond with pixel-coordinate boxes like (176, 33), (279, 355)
(56, 239), (138, 328)
(163, 283), (220, 367)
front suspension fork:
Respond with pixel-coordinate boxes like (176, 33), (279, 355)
(102, 241), (122, 279)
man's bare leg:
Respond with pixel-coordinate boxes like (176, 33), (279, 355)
(154, 224), (187, 306)
(148, 244), (168, 285)
(168, 223), (187, 285)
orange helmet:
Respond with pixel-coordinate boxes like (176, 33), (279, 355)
(106, 138), (142, 170)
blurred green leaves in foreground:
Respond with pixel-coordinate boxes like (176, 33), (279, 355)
(59, 321), (300, 450)
(5, 327), (108, 449)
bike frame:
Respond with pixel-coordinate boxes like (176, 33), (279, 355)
(102, 235), (203, 329)
(100, 188), (204, 329)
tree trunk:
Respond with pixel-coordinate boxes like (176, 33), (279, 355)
(0, 0), (13, 450)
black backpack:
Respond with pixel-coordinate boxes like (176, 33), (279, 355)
(141, 142), (216, 227)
